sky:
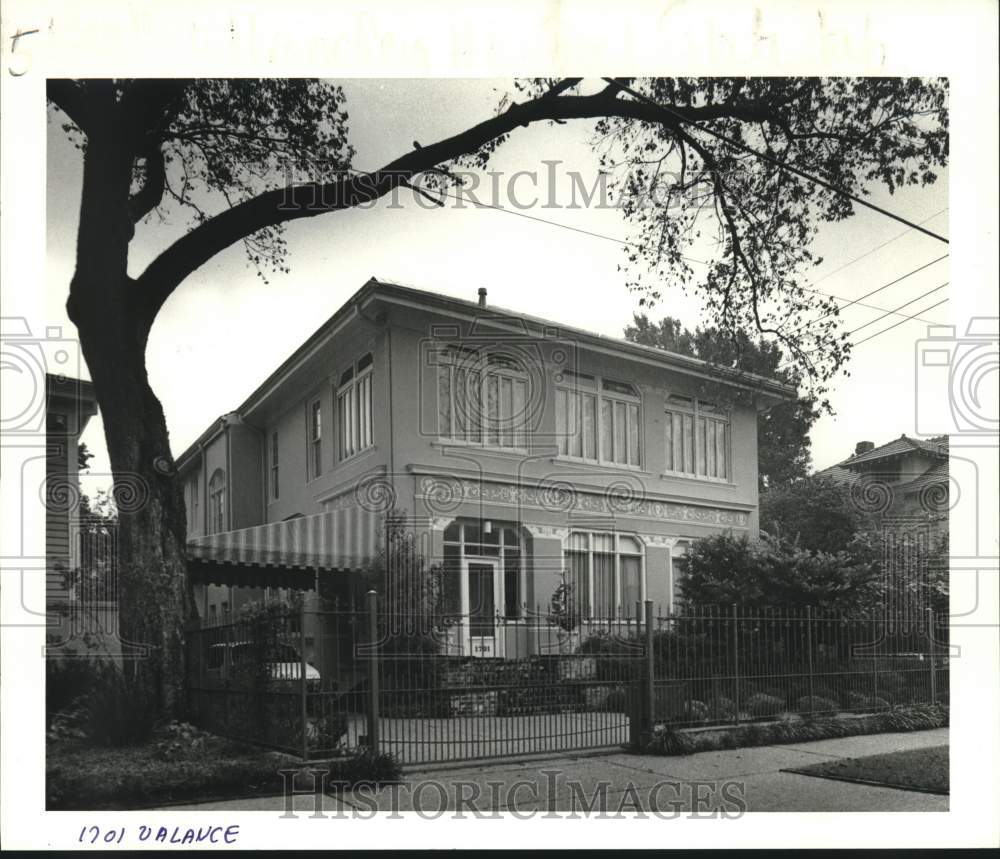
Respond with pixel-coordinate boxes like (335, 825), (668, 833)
(45, 78), (953, 499)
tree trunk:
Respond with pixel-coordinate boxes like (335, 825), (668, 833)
(77, 315), (193, 715)
(67, 124), (194, 717)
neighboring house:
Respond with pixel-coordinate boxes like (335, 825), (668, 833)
(819, 433), (949, 624)
(177, 278), (796, 657)
(818, 434), (950, 544)
(45, 373), (99, 649)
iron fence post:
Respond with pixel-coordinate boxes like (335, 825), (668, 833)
(644, 600), (654, 742)
(300, 601), (309, 761)
(732, 604), (740, 723)
(806, 606), (815, 706)
(366, 590), (380, 754)
(927, 608), (937, 704)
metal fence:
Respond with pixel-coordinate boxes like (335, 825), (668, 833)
(645, 604), (949, 729)
(185, 597), (949, 765)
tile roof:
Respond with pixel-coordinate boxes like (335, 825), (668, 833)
(839, 434), (948, 468)
(900, 461), (949, 494)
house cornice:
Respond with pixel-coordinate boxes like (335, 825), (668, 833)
(174, 276), (799, 469)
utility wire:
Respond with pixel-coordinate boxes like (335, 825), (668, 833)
(791, 254), (948, 334)
(431, 182), (947, 326)
(601, 78), (950, 244)
(809, 207), (948, 287)
(851, 298), (950, 347)
(843, 282), (949, 336)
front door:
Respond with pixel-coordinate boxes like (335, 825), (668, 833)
(467, 561), (500, 657)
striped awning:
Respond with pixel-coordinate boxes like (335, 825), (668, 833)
(187, 507), (378, 572)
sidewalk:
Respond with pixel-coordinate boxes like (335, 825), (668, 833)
(164, 727), (949, 813)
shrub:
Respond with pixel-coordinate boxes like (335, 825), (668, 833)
(746, 693), (784, 718)
(639, 704), (948, 756)
(338, 748), (402, 787)
(684, 699), (710, 722)
(846, 692), (891, 711)
(576, 631), (643, 681)
(59, 664), (159, 747)
(713, 695), (736, 720)
(646, 724), (696, 756)
(151, 721), (212, 762)
(47, 658), (105, 716)
(796, 695), (839, 715)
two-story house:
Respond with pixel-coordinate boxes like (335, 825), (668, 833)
(819, 434), (950, 543)
(177, 278), (796, 657)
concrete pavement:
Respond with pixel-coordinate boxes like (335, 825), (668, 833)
(163, 727), (949, 814)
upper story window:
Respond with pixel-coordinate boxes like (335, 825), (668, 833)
(189, 473), (199, 530)
(308, 400), (323, 480)
(337, 353), (374, 461)
(270, 431), (279, 500)
(437, 347), (528, 450)
(556, 373), (641, 467)
(563, 531), (643, 619)
(664, 394), (730, 481)
(208, 468), (226, 534)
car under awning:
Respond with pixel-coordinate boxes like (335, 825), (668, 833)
(186, 507), (379, 589)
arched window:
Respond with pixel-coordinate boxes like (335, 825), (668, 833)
(556, 373), (642, 467)
(208, 469), (226, 534)
(563, 531), (645, 619)
(437, 347), (529, 450)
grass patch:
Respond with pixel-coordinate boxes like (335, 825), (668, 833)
(785, 745), (948, 794)
(47, 731), (402, 810)
(641, 704), (948, 757)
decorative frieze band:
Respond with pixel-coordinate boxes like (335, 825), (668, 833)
(415, 475), (750, 528)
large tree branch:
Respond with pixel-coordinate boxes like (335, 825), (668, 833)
(131, 88), (788, 326)
(47, 79), (94, 133)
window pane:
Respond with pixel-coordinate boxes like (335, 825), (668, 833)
(454, 369), (467, 439)
(565, 551), (589, 618)
(593, 552), (614, 617)
(571, 392), (583, 458)
(583, 394), (596, 460)
(501, 376), (513, 447)
(620, 556), (641, 612)
(664, 413), (673, 470)
(512, 380), (526, 448)
(556, 388), (568, 455)
(504, 549), (520, 618)
(442, 544), (462, 617)
(614, 401), (626, 464)
(696, 416), (706, 476)
(716, 421), (727, 480)
(438, 366), (452, 437)
(672, 413), (683, 471)
(628, 403), (640, 465)
(468, 370), (482, 443)
(682, 414), (694, 473)
(601, 399), (613, 461)
(486, 373), (499, 445)
(706, 420), (716, 477)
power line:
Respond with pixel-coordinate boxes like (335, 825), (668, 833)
(601, 78), (950, 245)
(843, 281), (949, 337)
(851, 297), (950, 348)
(433, 184), (944, 324)
(792, 254), (948, 334)
(809, 207), (948, 287)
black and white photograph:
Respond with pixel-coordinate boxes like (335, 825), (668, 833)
(1, 0), (997, 850)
